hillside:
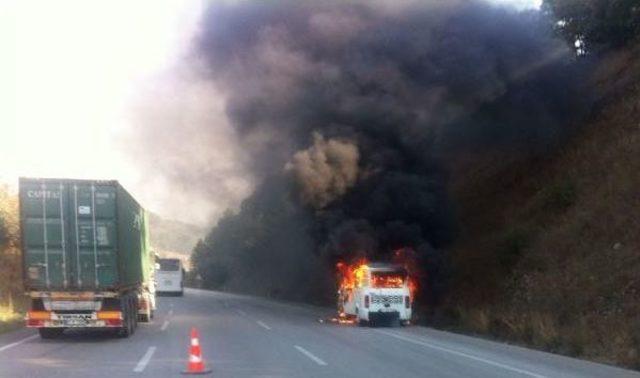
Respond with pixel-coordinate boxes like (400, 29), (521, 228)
(148, 212), (205, 267)
(444, 43), (640, 368)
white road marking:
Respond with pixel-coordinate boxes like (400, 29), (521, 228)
(161, 320), (170, 331)
(0, 334), (39, 353)
(168, 309), (174, 316)
(133, 346), (157, 373)
(376, 330), (546, 378)
(294, 345), (327, 366)
(256, 320), (271, 330)
(236, 309), (247, 316)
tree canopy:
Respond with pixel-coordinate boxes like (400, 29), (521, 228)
(544, 0), (640, 52)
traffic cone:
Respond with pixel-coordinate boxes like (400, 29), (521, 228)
(181, 327), (212, 375)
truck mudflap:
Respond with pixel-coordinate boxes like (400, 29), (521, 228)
(26, 311), (123, 328)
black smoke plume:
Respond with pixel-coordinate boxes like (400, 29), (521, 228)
(189, 0), (589, 304)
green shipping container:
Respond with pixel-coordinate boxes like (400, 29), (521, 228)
(20, 178), (151, 292)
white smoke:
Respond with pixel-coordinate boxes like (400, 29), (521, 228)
(123, 64), (253, 226)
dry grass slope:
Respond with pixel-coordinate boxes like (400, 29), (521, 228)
(445, 44), (640, 368)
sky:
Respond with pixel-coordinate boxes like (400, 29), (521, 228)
(0, 0), (207, 221)
(492, 0), (542, 9)
(1, 0), (541, 225)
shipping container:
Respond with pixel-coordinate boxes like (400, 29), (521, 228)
(20, 178), (156, 338)
(20, 177), (151, 291)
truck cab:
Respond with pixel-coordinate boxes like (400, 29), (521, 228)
(339, 263), (412, 326)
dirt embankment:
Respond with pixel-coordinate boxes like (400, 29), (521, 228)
(444, 44), (640, 369)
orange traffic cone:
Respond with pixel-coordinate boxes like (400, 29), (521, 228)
(182, 327), (212, 375)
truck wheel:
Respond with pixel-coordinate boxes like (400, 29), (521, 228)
(39, 328), (64, 339)
(130, 299), (138, 334)
(118, 301), (132, 338)
(118, 318), (130, 338)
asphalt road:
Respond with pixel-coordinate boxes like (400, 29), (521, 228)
(0, 288), (638, 377)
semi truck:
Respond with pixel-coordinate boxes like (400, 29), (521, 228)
(20, 178), (156, 338)
(338, 263), (412, 326)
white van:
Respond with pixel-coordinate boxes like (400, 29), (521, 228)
(156, 258), (184, 296)
(338, 263), (412, 326)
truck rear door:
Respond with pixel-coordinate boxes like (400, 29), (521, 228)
(67, 182), (118, 289)
(21, 179), (119, 290)
(21, 180), (69, 289)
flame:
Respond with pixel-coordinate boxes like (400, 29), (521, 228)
(371, 274), (404, 288)
(332, 256), (419, 325)
(336, 257), (417, 300)
(407, 277), (418, 301)
(331, 312), (356, 325)
(336, 259), (369, 291)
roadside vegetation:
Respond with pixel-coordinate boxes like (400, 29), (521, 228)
(445, 2), (640, 367)
(0, 185), (26, 333)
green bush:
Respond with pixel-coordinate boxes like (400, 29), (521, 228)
(497, 227), (530, 270)
(542, 180), (577, 210)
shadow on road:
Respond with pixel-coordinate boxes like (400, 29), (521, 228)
(38, 329), (125, 343)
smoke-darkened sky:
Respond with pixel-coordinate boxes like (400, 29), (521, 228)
(184, 0), (585, 300)
(4, 0), (544, 226)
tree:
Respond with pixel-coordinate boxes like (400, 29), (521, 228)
(0, 186), (21, 308)
(0, 216), (6, 248)
(544, 0), (640, 52)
